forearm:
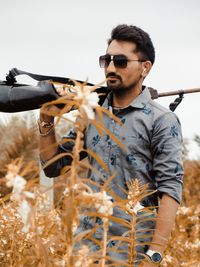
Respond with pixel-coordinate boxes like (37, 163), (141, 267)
(38, 111), (76, 177)
(39, 113), (59, 162)
(149, 193), (179, 253)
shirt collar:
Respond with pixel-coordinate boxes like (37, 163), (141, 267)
(102, 86), (152, 109)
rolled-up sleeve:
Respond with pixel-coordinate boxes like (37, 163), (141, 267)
(151, 112), (184, 204)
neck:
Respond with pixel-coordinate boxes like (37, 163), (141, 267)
(112, 86), (143, 108)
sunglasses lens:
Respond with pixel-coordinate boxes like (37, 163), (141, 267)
(99, 55), (110, 68)
(113, 55), (127, 68)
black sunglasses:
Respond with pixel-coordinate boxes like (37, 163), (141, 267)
(99, 54), (145, 69)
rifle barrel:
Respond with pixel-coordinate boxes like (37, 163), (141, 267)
(158, 88), (200, 98)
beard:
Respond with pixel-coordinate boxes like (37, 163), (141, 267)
(106, 72), (141, 96)
(106, 73), (124, 92)
(107, 78), (138, 95)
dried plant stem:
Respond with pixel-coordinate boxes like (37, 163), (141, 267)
(66, 129), (82, 266)
(34, 200), (48, 266)
(128, 215), (136, 266)
(70, 129), (82, 187)
(9, 222), (18, 267)
(101, 218), (109, 267)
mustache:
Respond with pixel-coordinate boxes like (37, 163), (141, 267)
(106, 72), (122, 80)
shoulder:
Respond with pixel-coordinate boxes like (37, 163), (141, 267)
(148, 98), (181, 125)
(144, 98), (182, 140)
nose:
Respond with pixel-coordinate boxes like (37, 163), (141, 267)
(106, 59), (116, 73)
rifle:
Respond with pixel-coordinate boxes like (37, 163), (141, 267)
(0, 68), (200, 112)
(149, 87), (200, 111)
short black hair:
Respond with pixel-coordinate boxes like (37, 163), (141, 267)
(108, 24), (155, 64)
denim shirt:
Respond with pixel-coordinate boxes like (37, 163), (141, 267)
(85, 87), (183, 205)
(42, 87), (183, 254)
(43, 87), (183, 204)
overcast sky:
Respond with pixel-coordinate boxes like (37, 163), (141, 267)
(0, 0), (200, 158)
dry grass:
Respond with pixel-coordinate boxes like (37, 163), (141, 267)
(0, 113), (39, 198)
(162, 160), (200, 267)
(0, 83), (199, 266)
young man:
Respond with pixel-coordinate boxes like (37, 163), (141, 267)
(38, 25), (183, 266)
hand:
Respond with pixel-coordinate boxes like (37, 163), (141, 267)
(40, 104), (61, 122)
(40, 84), (67, 122)
(40, 84), (75, 122)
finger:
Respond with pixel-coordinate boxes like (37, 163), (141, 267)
(55, 85), (67, 96)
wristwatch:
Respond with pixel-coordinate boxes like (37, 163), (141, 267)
(146, 249), (162, 264)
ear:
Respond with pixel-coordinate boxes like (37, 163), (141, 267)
(141, 61), (152, 77)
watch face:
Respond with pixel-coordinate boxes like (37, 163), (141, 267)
(151, 252), (162, 263)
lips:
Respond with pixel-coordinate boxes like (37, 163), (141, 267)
(107, 76), (119, 80)
(107, 75), (121, 81)
(107, 78), (120, 85)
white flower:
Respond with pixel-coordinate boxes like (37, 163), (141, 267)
(185, 239), (200, 249)
(6, 174), (27, 201)
(177, 206), (190, 215)
(55, 259), (66, 267)
(94, 191), (113, 216)
(5, 163), (18, 180)
(81, 190), (113, 216)
(18, 199), (31, 233)
(133, 202), (144, 214)
(75, 85), (91, 100)
(23, 191), (35, 199)
(127, 201), (144, 215)
(80, 104), (95, 120)
(85, 91), (99, 107)
(64, 110), (80, 122)
(74, 245), (92, 267)
(63, 188), (69, 196)
(164, 254), (173, 263)
(75, 260), (82, 267)
(74, 85), (99, 120)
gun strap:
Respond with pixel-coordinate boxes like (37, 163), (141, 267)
(6, 68), (108, 106)
(6, 68), (95, 86)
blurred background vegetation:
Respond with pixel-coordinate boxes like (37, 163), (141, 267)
(0, 114), (199, 266)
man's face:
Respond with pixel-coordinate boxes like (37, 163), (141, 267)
(104, 40), (144, 92)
